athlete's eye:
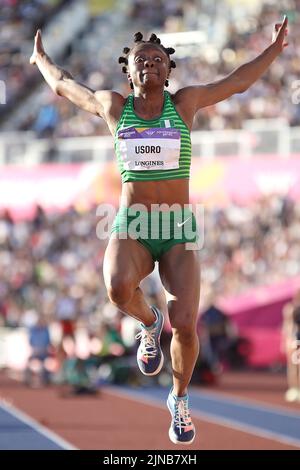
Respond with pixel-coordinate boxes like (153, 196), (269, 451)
(155, 57), (162, 62)
(135, 57), (143, 63)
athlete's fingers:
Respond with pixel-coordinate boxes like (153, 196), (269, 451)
(273, 17), (288, 46)
(279, 15), (288, 35)
(274, 16), (287, 33)
(30, 30), (42, 64)
(35, 30), (44, 53)
(281, 15), (288, 27)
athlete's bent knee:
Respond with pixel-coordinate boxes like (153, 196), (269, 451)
(172, 327), (198, 344)
(170, 308), (197, 329)
(171, 314), (197, 342)
(106, 276), (135, 306)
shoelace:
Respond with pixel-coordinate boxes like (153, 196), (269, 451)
(135, 326), (157, 358)
(174, 399), (193, 434)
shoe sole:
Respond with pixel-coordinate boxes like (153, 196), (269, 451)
(138, 307), (164, 376)
(168, 427), (195, 445)
(167, 399), (196, 445)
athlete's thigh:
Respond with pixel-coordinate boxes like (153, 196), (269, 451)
(158, 243), (200, 314)
(103, 235), (155, 287)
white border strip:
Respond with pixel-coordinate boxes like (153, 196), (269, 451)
(191, 386), (300, 419)
(0, 400), (77, 450)
(104, 387), (300, 449)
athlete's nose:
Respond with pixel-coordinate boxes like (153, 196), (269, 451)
(144, 60), (154, 68)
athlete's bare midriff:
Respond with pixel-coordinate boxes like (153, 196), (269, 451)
(120, 178), (190, 210)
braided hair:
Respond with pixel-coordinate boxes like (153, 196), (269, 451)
(118, 32), (176, 89)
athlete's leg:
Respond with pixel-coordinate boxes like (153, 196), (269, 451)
(287, 350), (298, 389)
(103, 235), (156, 326)
(159, 244), (200, 397)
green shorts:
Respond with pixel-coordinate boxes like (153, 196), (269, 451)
(111, 206), (199, 262)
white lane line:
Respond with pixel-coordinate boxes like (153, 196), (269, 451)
(104, 387), (300, 449)
(192, 387), (300, 419)
(0, 400), (78, 450)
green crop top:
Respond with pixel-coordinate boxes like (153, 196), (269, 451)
(114, 91), (192, 183)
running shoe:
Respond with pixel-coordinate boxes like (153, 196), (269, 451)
(135, 306), (164, 376)
(167, 388), (195, 445)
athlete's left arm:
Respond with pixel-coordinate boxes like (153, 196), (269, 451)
(176, 16), (288, 112)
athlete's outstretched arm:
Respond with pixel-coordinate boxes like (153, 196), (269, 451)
(176, 16), (288, 112)
(29, 30), (124, 118)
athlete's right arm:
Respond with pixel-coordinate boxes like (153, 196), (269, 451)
(30, 30), (123, 118)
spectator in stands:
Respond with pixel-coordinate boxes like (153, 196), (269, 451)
(198, 289), (242, 372)
(281, 289), (300, 402)
(24, 314), (52, 386)
(33, 96), (59, 137)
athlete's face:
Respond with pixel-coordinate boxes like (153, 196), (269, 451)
(127, 44), (170, 90)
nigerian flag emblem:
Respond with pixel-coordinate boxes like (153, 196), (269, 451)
(159, 119), (175, 128)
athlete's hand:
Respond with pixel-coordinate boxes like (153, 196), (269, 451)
(30, 29), (45, 65)
(272, 15), (289, 52)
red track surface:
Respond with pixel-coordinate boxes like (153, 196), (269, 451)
(202, 370), (300, 411)
(1, 370), (299, 450)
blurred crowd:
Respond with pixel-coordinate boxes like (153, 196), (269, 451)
(3, 0), (300, 136)
(0, 195), (299, 387)
(201, 195), (300, 297)
(0, 0), (68, 113)
(1, 196), (299, 330)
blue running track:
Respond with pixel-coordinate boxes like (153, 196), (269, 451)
(0, 401), (75, 450)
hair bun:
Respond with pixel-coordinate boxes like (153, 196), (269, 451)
(134, 32), (143, 42)
(166, 47), (175, 55)
(149, 33), (157, 42)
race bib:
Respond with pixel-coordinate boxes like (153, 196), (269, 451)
(117, 127), (181, 171)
